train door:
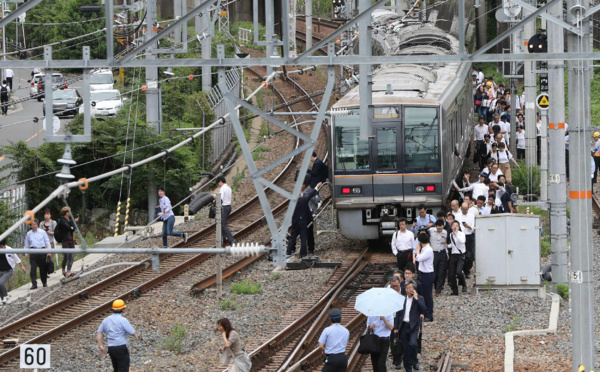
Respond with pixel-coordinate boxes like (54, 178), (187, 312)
(371, 107), (402, 203)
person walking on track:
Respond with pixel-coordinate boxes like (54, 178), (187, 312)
(157, 187), (188, 248)
(0, 238), (26, 303)
(214, 176), (236, 245)
(96, 299), (137, 372)
(318, 308), (349, 372)
(56, 207), (78, 278)
(24, 219), (52, 289)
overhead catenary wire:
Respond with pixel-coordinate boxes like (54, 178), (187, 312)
(0, 70), (279, 243)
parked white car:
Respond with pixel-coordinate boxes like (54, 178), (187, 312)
(28, 73), (67, 101)
(90, 69), (115, 91)
(91, 90), (125, 117)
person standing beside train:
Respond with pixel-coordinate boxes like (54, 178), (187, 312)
(429, 220), (448, 297)
(411, 204), (435, 235)
(391, 218), (414, 272)
(473, 117), (488, 169)
(454, 203), (475, 280)
(415, 233), (434, 322)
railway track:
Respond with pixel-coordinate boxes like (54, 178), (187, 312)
(214, 251), (394, 372)
(297, 15), (343, 32)
(0, 66), (326, 369)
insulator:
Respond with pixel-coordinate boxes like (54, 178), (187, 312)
(230, 242), (262, 258)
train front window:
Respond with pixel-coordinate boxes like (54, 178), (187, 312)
(404, 107), (440, 170)
(334, 110), (370, 170)
(377, 127), (397, 169)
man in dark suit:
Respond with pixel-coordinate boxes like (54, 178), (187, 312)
(307, 152), (328, 188)
(287, 182), (322, 258)
(394, 279), (426, 372)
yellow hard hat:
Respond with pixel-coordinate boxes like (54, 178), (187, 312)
(112, 299), (126, 310)
(594, 132), (600, 138)
(486, 81), (493, 87)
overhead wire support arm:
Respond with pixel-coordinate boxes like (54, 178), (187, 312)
(510, 0), (582, 35)
(117, 0), (219, 64)
(0, 0), (44, 28)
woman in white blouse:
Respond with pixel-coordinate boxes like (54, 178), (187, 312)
(497, 142), (520, 184)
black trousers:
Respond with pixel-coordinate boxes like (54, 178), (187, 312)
(307, 220), (315, 254)
(322, 353), (347, 372)
(287, 224), (308, 257)
(594, 157), (600, 184)
(108, 345), (130, 372)
(29, 253), (48, 286)
(61, 241), (75, 272)
(433, 251), (448, 294)
(400, 323), (419, 372)
(0, 98), (7, 114)
(448, 254), (466, 294)
(6, 77), (12, 91)
(463, 234), (475, 276)
(418, 271), (434, 320)
(517, 148), (525, 160)
(370, 337), (389, 372)
(221, 205), (235, 243)
(396, 250), (411, 272)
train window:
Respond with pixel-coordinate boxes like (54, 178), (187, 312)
(374, 107), (400, 119)
(333, 110), (370, 170)
(403, 107), (440, 170)
(376, 127), (397, 169)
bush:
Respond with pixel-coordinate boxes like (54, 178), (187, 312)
(556, 283), (569, 300)
(231, 280), (262, 294)
(511, 160), (541, 195)
(504, 316), (521, 333)
(160, 323), (187, 354)
(541, 238), (551, 258)
(220, 297), (238, 310)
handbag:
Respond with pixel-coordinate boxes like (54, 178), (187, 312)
(209, 206), (216, 219)
(46, 256), (55, 274)
(474, 99), (482, 106)
(357, 330), (380, 354)
(229, 349), (252, 372)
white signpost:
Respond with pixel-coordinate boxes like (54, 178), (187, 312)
(20, 344), (51, 369)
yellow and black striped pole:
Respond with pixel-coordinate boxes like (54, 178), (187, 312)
(123, 197), (131, 236)
(114, 201), (122, 237)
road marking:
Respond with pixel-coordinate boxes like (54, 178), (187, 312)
(25, 128), (44, 143)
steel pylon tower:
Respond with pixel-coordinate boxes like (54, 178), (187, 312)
(218, 1), (229, 33)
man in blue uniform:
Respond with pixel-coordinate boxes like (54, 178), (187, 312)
(318, 308), (349, 371)
(96, 299), (138, 372)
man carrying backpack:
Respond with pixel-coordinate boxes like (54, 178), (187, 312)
(55, 207), (77, 278)
(0, 80), (10, 115)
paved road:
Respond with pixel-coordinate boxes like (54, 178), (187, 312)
(0, 67), (83, 183)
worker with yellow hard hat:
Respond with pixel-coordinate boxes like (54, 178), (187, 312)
(96, 299), (138, 372)
(592, 132), (600, 184)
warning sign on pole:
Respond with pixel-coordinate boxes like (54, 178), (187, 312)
(536, 94), (549, 110)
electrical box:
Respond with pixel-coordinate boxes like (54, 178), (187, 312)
(474, 214), (543, 297)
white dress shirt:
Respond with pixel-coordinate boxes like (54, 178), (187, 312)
(454, 212), (475, 235)
(488, 170), (503, 182)
(449, 231), (466, 254)
(474, 124), (488, 141)
(403, 297), (413, 322)
(459, 183), (489, 201)
(367, 315), (393, 338)
(391, 230), (414, 256)
(416, 244), (434, 273)
(219, 183), (232, 206)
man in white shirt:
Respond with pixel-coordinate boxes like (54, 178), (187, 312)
(456, 176), (490, 201)
(366, 313), (394, 372)
(476, 195), (490, 216)
(4, 69), (13, 91)
(429, 220), (448, 296)
(477, 68), (484, 85)
(450, 200), (460, 217)
(454, 202), (475, 279)
(214, 176), (236, 245)
(392, 218), (414, 272)
(415, 234), (434, 322)
(488, 163), (503, 183)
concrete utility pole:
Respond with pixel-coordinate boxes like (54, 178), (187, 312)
(265, 0), (276, 76)
(547, 0), (568, 289)
(174, 0), (182, 44)
(306, 0), (312, 50)
(523, 0), (536, 171)
(196, 0), (213, 92)
(475, 0), (487, 49)
(146, 0), (161, 221)
(566, 1), (595, 371)
(358, 0), (372, 141)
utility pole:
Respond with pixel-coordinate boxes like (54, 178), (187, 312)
(523, 0), (536, 171)
(358, 0), (371, 141)
(547, 0), (567, 288)
(265, 0), (275, 76)
(306, 0), (312, 50)
(196, 0), (212, 92)
(566, 0), (595, 371)
(146, 0), (161, 221)
(174, 0), (182, 44)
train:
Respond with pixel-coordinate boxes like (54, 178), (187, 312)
(328, 9), (473, 240)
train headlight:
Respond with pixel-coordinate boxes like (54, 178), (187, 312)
(415, 186), (425, 193)
(352, 187), (362, 194)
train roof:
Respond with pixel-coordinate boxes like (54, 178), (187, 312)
(333, 19), (466, 109)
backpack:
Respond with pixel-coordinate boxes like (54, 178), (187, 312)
(0, 86), (7, 100)
(54, 219), (65, 243)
